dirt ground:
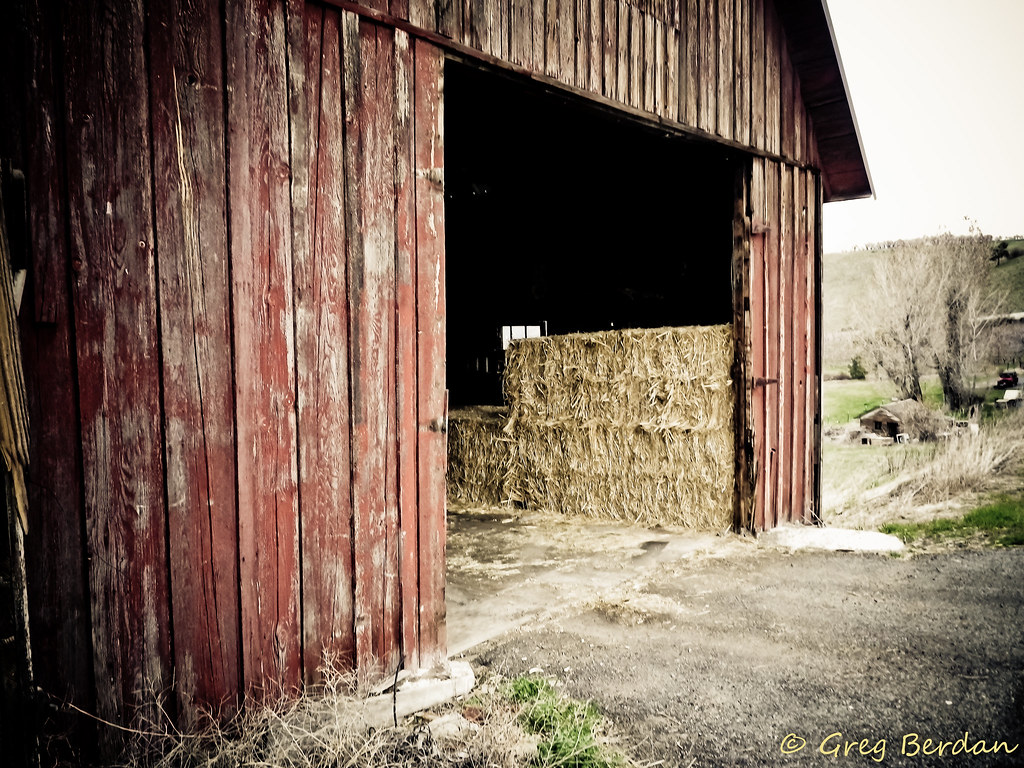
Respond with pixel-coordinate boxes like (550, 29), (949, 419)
(447, 506), (1024, 767)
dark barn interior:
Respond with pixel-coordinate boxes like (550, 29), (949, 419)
(445, 62), (737, 406)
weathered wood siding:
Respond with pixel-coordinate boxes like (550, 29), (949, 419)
(356, 0), (820, 166)
(13, 0), (447, 740)
(748, 157), (820, 529)
(7, 0), (840, 751)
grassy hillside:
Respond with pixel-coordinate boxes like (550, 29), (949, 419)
(991, 238), (1024, 309)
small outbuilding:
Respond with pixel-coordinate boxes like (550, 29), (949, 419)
(859, 399), (934, 440)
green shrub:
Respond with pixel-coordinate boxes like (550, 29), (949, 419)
(849, 356), (867, 380)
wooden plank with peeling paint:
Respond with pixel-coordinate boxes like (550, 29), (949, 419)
(414, 38), (447, 666)
(61, 0), (172, 739)
(148, 0), (240, 720)
(298, 6), (357, 683)
(226, 0), (302, 697)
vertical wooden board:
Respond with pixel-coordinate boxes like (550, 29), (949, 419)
(602, 0), (616, 96)
(778, 164), (793, 522)
(615, 2), (629, 103)
(438, 0), (464, 40)
(413, 39), (446, 666)
(61, 0), (172, 733)
(64, 0), (172, 730)
(811, 173), (823, 524)
(697, 0), (716, 132)
(148, 0), (240, 718)
(750, 0), (765, 150)
(511, 0), (533, 67)
(497, 0), (511, 60)
(750, 231), (766, 530)
(468, 0), (489, 53)
(803, 171), (817, 524)
(654, 19), (665, 116)
(628, 7), (641, 108)
(409, 0), (436, 33)
(764, 162), (780, 528)
(296, 8), (357, 683)
(683, 0), (698, 126)
(575, 0), (589, 89)
(225, 0), (301, 696)
(19, 1), (94, 737)
(780, 42), (794, 160)
(716, 0), (731, 139)
(643, 13), (656, 113)
(559, 0), (576, 86)
(532, 0), (546, 70)
(734, 0), (750, 145)
(24, 0), (63, 325)
(763, 1), (780, 154)
(588, 0), (602, 92)
(665, 25), (679, 121)
(790, 170), (806, 524)
(345, 19), (401, 680)
(394, 29), (420, 670)
(545, 0), (559, 77)
(794, 78), (806, 164)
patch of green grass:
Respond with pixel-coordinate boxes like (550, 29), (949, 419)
(822, 378), (898, 424)
(880, 493), (1024, 547)
(505, 676), (625, 768)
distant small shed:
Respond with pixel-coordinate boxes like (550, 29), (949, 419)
(860, 399), (933, 439)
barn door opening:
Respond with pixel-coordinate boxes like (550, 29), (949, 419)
(442, 60), (743, 649)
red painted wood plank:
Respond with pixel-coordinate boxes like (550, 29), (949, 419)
(764, 161), (780, 529)
(225, 0), (302, 697)
(148, 0), (240, 720)
(790, 169), (806, 524)
(778, 163), (793, 522)
(395, 28), (421, 671)
(20, 0), (94, 740)
(413, 38), (446, 666)
(61, 0), (172, 737)
(750, 230), (766, 531)
(296, 7), (357, 683)
(346, 18), (401, 681)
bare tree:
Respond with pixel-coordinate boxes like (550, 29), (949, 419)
(859, 230), (1003, 408)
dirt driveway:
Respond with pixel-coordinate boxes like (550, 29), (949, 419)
(447, 506), (1024, 767)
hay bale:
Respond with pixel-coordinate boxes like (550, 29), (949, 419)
(446, 406), (511, 505)
(503, 326), (735, 528)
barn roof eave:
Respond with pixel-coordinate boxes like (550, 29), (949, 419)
(776, 0), (874, 203)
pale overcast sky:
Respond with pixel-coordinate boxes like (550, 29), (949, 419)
(822, 0), (1024, 252)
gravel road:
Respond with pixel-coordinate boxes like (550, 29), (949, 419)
(467, 547), (1024, 767)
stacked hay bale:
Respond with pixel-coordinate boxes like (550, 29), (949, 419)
(502, 325), (735, 528)
(446, 405), (511, 505)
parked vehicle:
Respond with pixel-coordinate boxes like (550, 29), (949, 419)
(995, 371), (1019, 389)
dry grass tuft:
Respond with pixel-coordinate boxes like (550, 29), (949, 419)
(110, 668), (554, 768)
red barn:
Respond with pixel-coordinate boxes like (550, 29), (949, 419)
(0, 0), (870, 757)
